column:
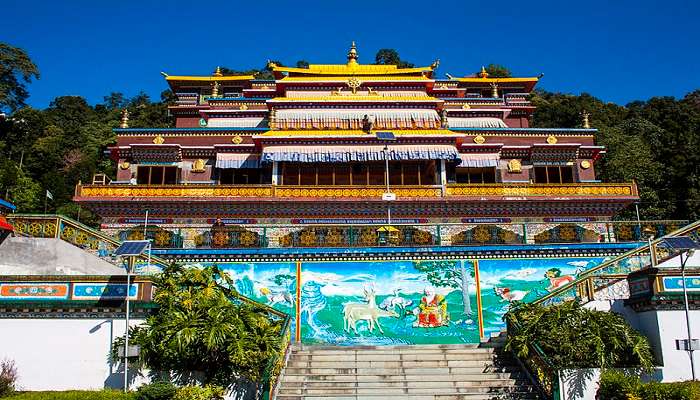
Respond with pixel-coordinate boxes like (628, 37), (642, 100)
(272, 161), (279, 185)
(439, 159), (447, 196)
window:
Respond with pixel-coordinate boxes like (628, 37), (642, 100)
(533, 166), (575, 184)
(219, 169), (263, 184)
(455, 167), (497, 184)
(282, 164), (300, 185)
(136, 166), (178, 185)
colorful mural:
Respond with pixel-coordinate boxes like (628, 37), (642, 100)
(0, 283), (69, 300)
(477, 257), (605, 336)
(184, 255), (607, 345)
(72, 283), (139, 300)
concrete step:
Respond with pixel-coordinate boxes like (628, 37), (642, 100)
(278, 386), (519, 395)
(282, 372), (515, 382)
(282, 367), (511, 376)
(276, 393), (538, 400)
(289, 353), (494, 362)
(286, 359), (497, 368)
(278, 380), (519, 389)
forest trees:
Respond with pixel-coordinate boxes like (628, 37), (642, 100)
(0, 43), (39, 112)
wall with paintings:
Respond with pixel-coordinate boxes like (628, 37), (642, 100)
(202, 255), (609, 345)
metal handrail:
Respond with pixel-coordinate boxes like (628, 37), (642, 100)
(532, 219), (700, 306)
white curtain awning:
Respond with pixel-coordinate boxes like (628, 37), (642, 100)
(207, 117), (267, 128)
(261, 145), (459, 163)
(275, 109), (440, 129)
(458, 153), (500, 168)
(215, 153), (260, 169)
(448, 117), (507, 128)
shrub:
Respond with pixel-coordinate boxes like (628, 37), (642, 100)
(505, 301), (654, 370)
(172, 385), (223, 400)
(0, 359), (18, 397)
(598, 370), (700, 400)
(134, 381), (177, 400)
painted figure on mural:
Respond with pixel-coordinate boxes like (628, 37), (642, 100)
(210, 218), (228, 247)
(544, 268), (575, 291)
(414, 287), (449, 327)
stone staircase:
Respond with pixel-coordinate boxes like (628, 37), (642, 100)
(276, 343), (539, 400)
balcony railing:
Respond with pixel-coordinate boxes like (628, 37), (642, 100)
(75, 182), (638, 199)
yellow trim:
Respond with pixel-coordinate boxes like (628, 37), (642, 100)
(259, 129), (456, 137)
(453, 77), (539, 83)
(165, 75), (255, 82)
(279, 76), (431, 82)
(268, 96), (440, 102)
(273, 63), (433, 75)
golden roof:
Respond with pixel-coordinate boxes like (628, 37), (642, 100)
(279, 75), (431, 82)
(453, 77), (539, 84)
(163, 75), (255, 82)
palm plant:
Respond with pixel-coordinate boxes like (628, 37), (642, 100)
(114, 263), (283, 388)
(505, 301), (653, 370)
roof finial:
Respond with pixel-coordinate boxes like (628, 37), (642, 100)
(431, 59), (440, 69)
(581, 110), (591, 129)
(478, 66), (489, 79)
(119, 109), (129, 129)
(211, 81), (220, 97)
(347, 41), (358, 65)
(213, 66), (223, 77)
(490, 82), (499, 98)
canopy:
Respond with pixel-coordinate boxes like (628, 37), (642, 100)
(448, 117), (507, 128)
(458, 153), (500, 168)
(275, 109), (440, 130)
(261, 145), (459, 163)
(215, 153), (261, 169)
(0, 216), (13, 232)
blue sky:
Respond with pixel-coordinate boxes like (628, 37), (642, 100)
(2, 0), (698, 108)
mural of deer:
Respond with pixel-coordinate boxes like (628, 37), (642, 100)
(343, 287), (399, 334)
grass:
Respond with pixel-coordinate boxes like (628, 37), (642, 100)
(4, 390), (134, 400)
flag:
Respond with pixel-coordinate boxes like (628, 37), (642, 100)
(46, 190), (53, 200)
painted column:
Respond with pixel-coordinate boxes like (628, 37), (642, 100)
(440, 159), (447, 196)
(271, 161), (279, 185)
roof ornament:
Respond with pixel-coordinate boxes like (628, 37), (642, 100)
(211, 81), (220, 98)
(431, 59), (440, 69)
(445, 73), (454, 79)
(581, 110), (591, 129)
(119, 109), (129, 129)
(347, 41), (359, 65)
(347, 77), (362, 94)
(213, 66), (223, 77)
(490, 82), (499, 98)
(160, 72), (169, 78)
(266, 60), (278, 69)
(478, 66), (489, 79)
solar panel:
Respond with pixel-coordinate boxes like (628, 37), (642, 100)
(114, 240), (150, 256)
(658, 236), (700, 250)
(375, 131), (396, 141)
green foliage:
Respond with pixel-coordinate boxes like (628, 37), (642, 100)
(532, 89), (700, 220)
(374, 49), (415, 68)
(172, 385), (223, 400)
(597, 370), (700, 400)
(0, 359), (18, 397)
(505, 301), (653, 370)
(483, 64), (511, 78)
(133, 381), (177, 400)
(0, 43), (39, 112)
(114, 265), (283, 387)
(4, 390), (134, 400)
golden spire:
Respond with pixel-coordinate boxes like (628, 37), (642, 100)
(213, 66), (223, 77)
(211, 81), (220, 97)
(582, 110), (591, 129)
(490, 82), (499, 98)
(347, 41), (358, 65)
(119, 109), (129, 129)
(478, 66), (489, 78)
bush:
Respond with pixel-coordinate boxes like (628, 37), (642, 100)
(134, 381), (177, 400)
(598, 370), (700, 400)
(4, 390), (134, 400)
(505, 301), (654, 370)
(0, 359), (18, 397)
(172, 385), (224, 400)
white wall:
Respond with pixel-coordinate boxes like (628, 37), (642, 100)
(0, 318), (145, 391)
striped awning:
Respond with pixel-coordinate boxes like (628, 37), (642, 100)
(215, 153), (261, 169)
(458, 153), (500, 168)
(261, 145), (460, 163)
(448, 117), (507, 128)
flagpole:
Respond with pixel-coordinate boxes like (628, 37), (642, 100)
(44, 193), (48, 214)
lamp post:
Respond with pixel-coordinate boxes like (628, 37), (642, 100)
(375, 132), (397, 225)
(680, 248), (697, 381)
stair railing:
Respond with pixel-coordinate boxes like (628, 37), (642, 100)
(532, 219), (700, 306)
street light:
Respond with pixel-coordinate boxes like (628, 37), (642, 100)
(114, 240), (150, 392)
(375, 131), (396, 225)
(657, 236), (700, 381)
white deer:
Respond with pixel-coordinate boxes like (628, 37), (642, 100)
(343, 287), (398, 334)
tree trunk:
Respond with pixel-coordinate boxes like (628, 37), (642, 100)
(460, 260), (471, 316)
